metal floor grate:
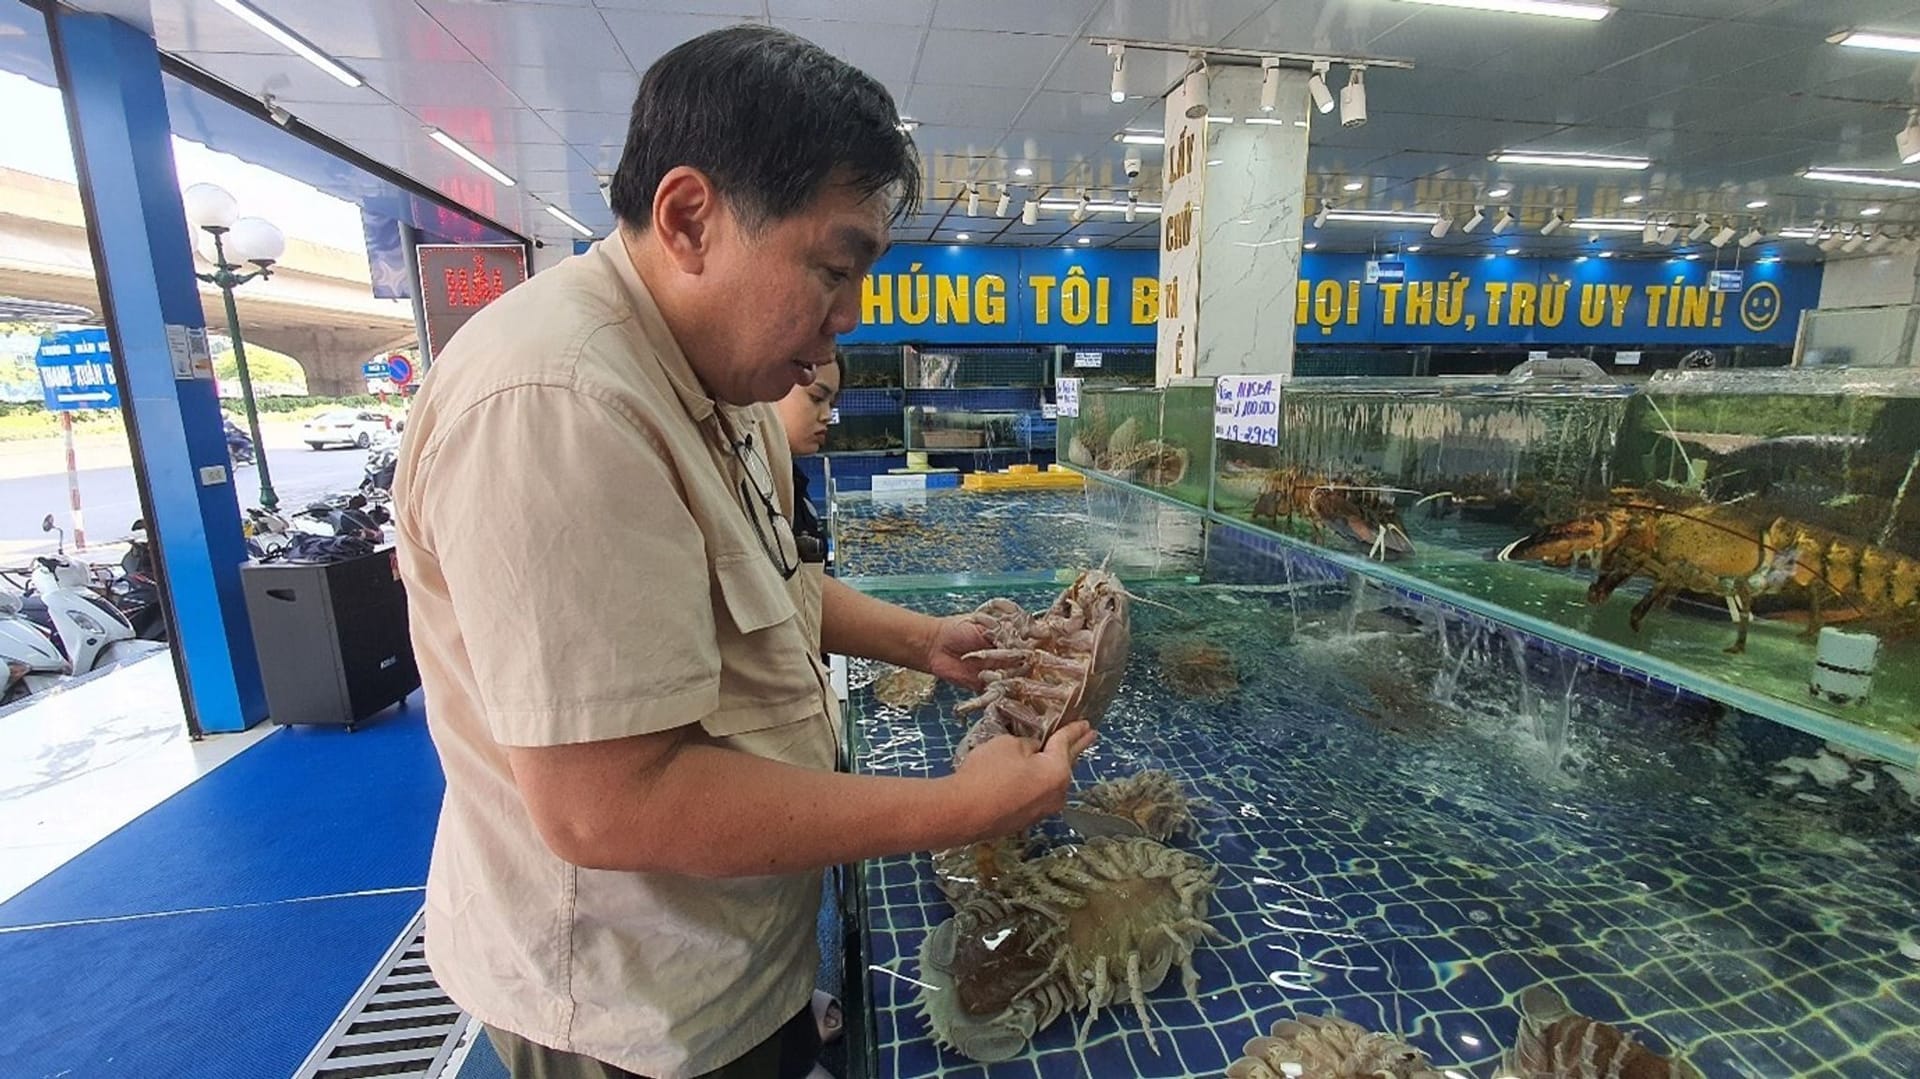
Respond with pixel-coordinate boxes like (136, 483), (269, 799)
(293, 907), (478, 1079)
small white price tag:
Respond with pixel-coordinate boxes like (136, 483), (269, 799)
(1055, 378), (1081, 417)
(1212, 375), (1281, 447)
(1072, 350), (1103, 369)
(1614, 350), (1642, 367)
(828, 408), (841, 425)
(1041, 403), (1058, 420)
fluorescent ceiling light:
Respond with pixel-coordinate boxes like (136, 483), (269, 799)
(1038, 199), (1162, 214)
(1206, 116), (1235, 124)
(1014, 166), (1034, 177)
(1078, 237), (1091, 245)
(544, 204), (591, 237)
(1862, 206), (1884, 216)
(1805, 168), (1920, 190)
(1487, 186), (1512, 198)
(1569, 218), (1645, 232)
(1324, 210), (1442, 225)
(1118, 131), (1164, 145)
(1833, 30), (1920, 54)
(1621, 194), (1643, 204)
(1493, 151), (1649, 170)
(1398, 0), (1612, 20)
(208, 0), (362, 87)
(428, 130), (516, 187)
(1746, 199), (1769, 209)
(1343, 180), (1365, 191)
(955, 232), (971, 241)
(1244, 117), (1291, 125)
(1778, 227), (1818, 239)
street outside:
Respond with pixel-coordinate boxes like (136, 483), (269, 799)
(0, 420), (371, 568)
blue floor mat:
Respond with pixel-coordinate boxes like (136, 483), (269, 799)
(0, 889), (422, 1079)
(0, 698), (441, 929)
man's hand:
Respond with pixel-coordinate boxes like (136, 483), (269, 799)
(945, 722), (1097, 838)
(921, 613), (1005, 692)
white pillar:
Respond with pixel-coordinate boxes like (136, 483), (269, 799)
(1157, 64), (1311, 385)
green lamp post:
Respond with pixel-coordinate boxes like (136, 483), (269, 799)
(183, 182), (286, 511)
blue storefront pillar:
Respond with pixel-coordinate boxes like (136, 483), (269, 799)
(46, 11), (266, 734)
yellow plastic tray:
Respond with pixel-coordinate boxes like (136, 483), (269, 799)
(960, 464), (1086, 492)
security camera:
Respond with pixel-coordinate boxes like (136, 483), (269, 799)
(263, 93), (292, 128)
(1124, 149), (1142, 179)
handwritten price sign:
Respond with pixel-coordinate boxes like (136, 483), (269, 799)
(1213, 375), (1281, 447)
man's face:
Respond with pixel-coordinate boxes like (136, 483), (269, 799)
(695, 181), (888, 405)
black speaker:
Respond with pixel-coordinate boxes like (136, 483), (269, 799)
(241, 548), (419, 729)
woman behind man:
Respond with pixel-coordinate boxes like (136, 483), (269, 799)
(774, 351), (841, 555)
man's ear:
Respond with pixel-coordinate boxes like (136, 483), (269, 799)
(651, 165), (720, 274)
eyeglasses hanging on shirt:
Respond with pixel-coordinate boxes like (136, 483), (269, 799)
(716, 416), (803, 580)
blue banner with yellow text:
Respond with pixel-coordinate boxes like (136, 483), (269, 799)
(844, 244), (1820, 348)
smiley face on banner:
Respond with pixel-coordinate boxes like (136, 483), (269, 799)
(1741, 282), (1783, 334)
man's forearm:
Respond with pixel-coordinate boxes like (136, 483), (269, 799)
(575, 742), (983, 877)
(822, 575), (937, 669)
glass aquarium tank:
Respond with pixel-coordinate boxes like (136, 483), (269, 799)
(1061, 386), (1193, 501)
(1204, 372), (1920, 762)
(833, 487), (1920, 1079)
(826, 388), (905, 453)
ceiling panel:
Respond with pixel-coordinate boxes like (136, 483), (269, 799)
(419, 1), (636, 70)
(770, 0), (936, 26)
(913, 30), (1073, 89)
(1087, 0), (1274, 48)
(777, 19), (927, 92)
(597, 10), (765, 71)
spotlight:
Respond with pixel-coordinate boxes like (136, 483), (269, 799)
(1687, 214), (1712, 241)
(1806, 220), (1826, 246)
(1900, 109), (1920, 165)
(1307, 60), (1335, 114)
(263, 92), (292, 127)
(1183, 64), (1209, 119)
(1340, 66), (1367, 127)
(1261, 57), (1281, 113)
(1109, 44), (1127, 103)
(1492, 208), (1516, 234)
(1711, 220), (1737, 247)
(1540, 210), (1564, 235)
(1314, 199), (1332, 228)
(1820, 228), (1848, 253)
(1022, 199), (1039, 225)
(1487, 186), (1512, 199)
(1843, 229), (1868, 253)
(1656, 218), (1678, 244)
(1125, 192), (1139, 224)
(1642, 218), (1659, 244)
(1073, 191), (1091, 223)
(1868, 229), (1893, 253)
(967, 184), (980, 217)
(995, 188), (1011, 217)
(1738, 225), (1764, 248)
(1431, 213), (1454, 239)
(1463, 207), (1485, 232)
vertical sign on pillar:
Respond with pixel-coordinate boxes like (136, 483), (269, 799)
(417, 244), (529, 364)
(1157, 76), (1204, 386)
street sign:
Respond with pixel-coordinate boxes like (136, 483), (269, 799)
(386, 356), (414, 386)
(361, 360), (390, 378)
(1709, 269), (1745, 293)
(35, 329), (119, 412)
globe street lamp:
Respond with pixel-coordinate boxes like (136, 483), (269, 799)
(183, 182), (286, 511)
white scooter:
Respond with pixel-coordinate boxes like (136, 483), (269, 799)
(0, 586), (66, 703)
(27, 515), (159, 679)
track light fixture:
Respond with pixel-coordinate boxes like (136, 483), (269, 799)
(1307, 60), (1335, 115)
(1261, 56), (1281, 113)
(1073, 190), (1091, 223)
(1711, 220), (1738, 248)
(1431, 212), (1454, 239)
(995, 188), (1011, 217)
(1463, 207), (1485, 232)
(966, 184), (980, 217)
(1540, 210), (1564, 235)
(1022, 199), (1039, 225)
(1492, 207), (1516, 234)
(1183, 63), (1209, 119)
(1687, 214), (1712, 241)
(1868, 229), (1893, 253)
(1806, 220), (1826, 246)
(1314, 199), (1333, 228)
(1126, 192), (1139, 223)
(1843, 229), (1868, 254)
(1656, 218), (1678, 245)
(1109, 44), (1127, 103)
(1820, 228), (1849, 253)
(1738, 225), (1764, 248)
(1642, 218), (1659, 244)
(1340, 65), (1367, 127)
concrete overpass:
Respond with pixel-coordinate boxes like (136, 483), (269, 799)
(0, 167), (416, 396)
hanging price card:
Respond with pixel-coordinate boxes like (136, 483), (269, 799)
(1213, 375), (1281, 447)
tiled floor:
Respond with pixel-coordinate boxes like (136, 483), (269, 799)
(0, 654), (274, 903)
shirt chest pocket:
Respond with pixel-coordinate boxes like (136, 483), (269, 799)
(700, 552), (827, 746)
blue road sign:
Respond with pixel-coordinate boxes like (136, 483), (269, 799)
(362, 360), (390, 378)
(385, 356), (414, 386)
(36, 329), (119, 412)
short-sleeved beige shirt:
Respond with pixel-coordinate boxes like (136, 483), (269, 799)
(393, 237), (838, 1079)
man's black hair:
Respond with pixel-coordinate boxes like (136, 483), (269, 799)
(611, 25), (921, 231)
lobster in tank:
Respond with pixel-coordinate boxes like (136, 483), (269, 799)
(951, 569), (1132, 764)
(1251, 468), (1415, 561)
(1498, 494), (1920, 653)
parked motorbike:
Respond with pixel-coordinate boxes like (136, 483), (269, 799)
(29, 516), (159, 676)
(360, 434), (398, 502)
(110, 521), (167, 641)
(0, 587), (65, 705)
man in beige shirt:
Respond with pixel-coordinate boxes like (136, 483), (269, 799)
(392, 24), (1094, 1079)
